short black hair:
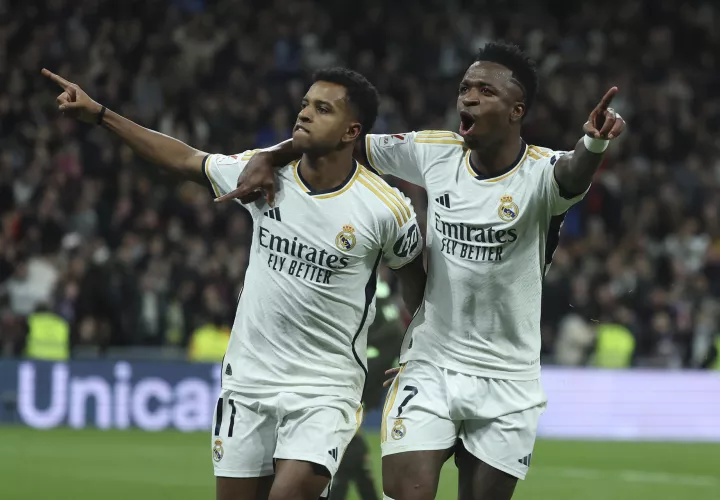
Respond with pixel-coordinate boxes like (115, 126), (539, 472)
(475, 41), (538, 115)
(312, 67), (380, 134)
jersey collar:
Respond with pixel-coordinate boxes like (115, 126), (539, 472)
(465, 141), (528, 183)
(294, 159), (360, 199)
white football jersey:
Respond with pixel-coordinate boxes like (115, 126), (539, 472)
(204, 151), (422, 401)
(365, 131), (587, 380)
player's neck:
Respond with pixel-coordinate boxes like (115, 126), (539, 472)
(469, 136), (525, 178)
(299, 150), (355, 192)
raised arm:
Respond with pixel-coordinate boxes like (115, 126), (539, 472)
(42, 69), (206, 184)
(554, 87), (626, 195)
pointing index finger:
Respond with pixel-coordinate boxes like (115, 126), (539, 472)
(597, 86), (618, 111)
(41, 68), (71, 90)
(213, 187), (243, 203)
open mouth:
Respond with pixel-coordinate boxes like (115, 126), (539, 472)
(459, 111), (475, 136)
(294, 124), (310, 134)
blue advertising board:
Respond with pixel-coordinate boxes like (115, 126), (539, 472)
(0, 360), (383, 431)
(2, 360), (719, 441)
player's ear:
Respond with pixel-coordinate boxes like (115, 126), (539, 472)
(510, 102), (525, 123)
(343, 122), (362, 143)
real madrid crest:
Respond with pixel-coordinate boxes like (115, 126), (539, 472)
(498, 195), (519, 222)
(391, 419), (406, 440)
(212, 439), (224, 462)
(335, 224), (356, 251)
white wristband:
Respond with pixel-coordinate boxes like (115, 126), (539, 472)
(583, 135), (610, 154)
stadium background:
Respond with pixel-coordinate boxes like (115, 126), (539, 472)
(1, 0), (719, 498)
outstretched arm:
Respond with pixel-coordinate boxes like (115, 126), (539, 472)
(554, 87), (626, 195)
(42, 69), (206, 184)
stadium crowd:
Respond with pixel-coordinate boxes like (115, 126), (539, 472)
(1, 0), (719, 368)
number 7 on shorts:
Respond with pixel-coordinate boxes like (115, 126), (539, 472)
(396, 386), (418, 417)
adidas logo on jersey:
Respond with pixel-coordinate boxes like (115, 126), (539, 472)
(518, 453), (532, 467)
(225, 364), (233, 376)
(328, 448), (338, 461)
(263, 207), (281, 221)
(435, 193), (451, 208)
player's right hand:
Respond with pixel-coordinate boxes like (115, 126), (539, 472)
(41, 68), (103, 124)
(383, 367), (401, 388)
(214, 151), (278, 207)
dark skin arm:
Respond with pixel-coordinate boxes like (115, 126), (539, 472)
(42, 69), (207, 184)
(380, 254), (426, 387)
(391, 254), (426, 315)
(554, 87), (626, 195)
(215, 139), (369, 206)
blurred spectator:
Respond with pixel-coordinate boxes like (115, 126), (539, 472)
(1, 256), (59, 316)
(25, 304), (69, 361)
(1, 0), (718, 368)
(188, 315), (230, 363)
(0, 303), (29, 357)
(591, 320), (636, 369)
(553, 314), (595, 367)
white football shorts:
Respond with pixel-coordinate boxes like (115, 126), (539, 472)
(211, 389), (363, 480)
(380, 360), (547, 479)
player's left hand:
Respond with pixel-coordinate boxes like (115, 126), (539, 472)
(583, 87), (626, 140)
(383, 367), (401, 388)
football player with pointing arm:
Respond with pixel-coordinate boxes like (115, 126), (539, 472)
(217, 41), (626, 500)
(42, 66), (427, 500)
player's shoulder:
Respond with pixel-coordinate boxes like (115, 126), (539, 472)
(526, 144), (569, 166)
(355, 164), (414, 227)
(209, 150), (297, 190)
(369, 130), (465, 150)
(412, 130), (467, 165)
(277, 159), (300, 177)
(205, 150), (257, 168)
(209, 149), (296, 168)
(414, 130), (465, 146)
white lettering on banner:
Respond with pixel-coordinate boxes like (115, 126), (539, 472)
(132, 379), (173, 431)
(69, 376), (112, 429)
(114, 362), (132, 429)
(18, 362), (68, 429)
(174, 379), (212, 431)
(15, 362), (222, 431)
(14, 362), (720, 440)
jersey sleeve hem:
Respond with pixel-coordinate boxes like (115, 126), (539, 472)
(203, 154), (222, 197)
(364, 135), (384, 174)
(386, 251), (422, 270)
